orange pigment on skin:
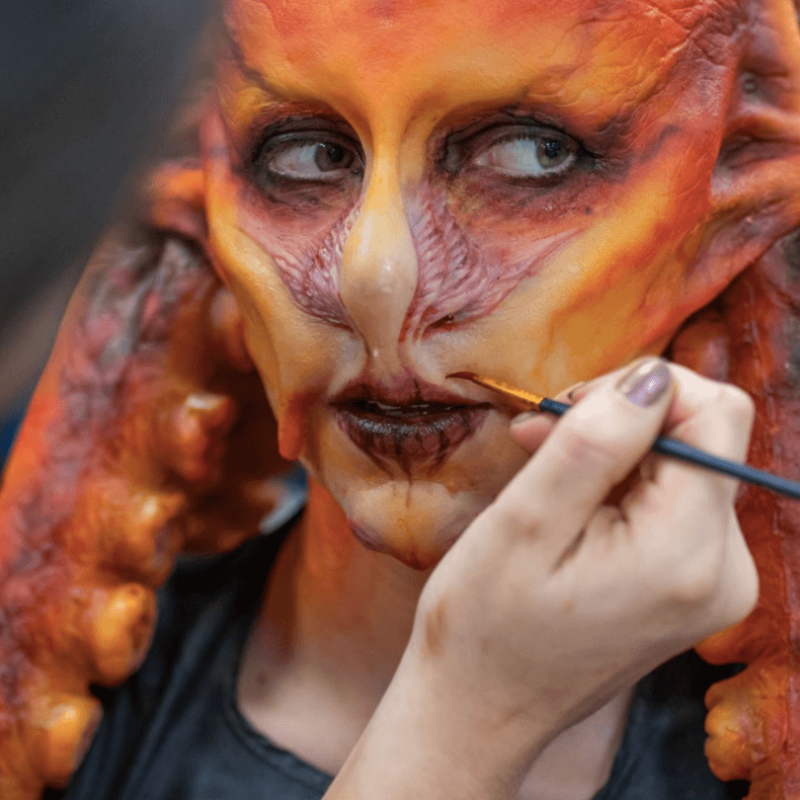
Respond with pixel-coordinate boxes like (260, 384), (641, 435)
(5, 0), (800, 796)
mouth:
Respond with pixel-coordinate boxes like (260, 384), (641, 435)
(331, 379), (492, 475)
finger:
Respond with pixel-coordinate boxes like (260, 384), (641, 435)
(508, 412), (556, 453)
(493, 357), (674, 568)
(645, 363), (755, 512)
(509, 362), (650, 453)
(562, 355), (667, 407)
(508, 381), (578, 453)
(704, 514), (759, 635)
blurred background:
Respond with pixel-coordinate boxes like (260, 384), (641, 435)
(0, 0), (212, 466)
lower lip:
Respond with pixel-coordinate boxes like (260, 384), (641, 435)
(333, 404), (490, 473)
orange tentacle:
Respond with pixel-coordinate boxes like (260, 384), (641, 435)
(0, 228), (290, 797)
(672, 228), (800, 799)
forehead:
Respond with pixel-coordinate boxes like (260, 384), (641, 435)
(225, 0), (733, 126)
(230, 0), (719, 52)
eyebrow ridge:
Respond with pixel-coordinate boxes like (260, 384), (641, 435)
(220, 22), (283, 100)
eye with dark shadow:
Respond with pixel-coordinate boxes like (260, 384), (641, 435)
(266, 137), (363, 181)
(441, 122), (588, 185)
(250, 121), (365, 204)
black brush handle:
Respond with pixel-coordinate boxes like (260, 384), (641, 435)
(538, 397), (800, 501)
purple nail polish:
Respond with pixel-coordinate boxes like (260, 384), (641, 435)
(616, 359), (671, 408)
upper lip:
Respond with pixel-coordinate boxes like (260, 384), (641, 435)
(331, 374), (490, 411)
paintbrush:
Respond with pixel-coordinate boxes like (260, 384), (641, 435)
(449, 371), (800, 502)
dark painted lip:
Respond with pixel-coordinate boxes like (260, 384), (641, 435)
(336, 397), (490, 419)
(331, 372), (489, 409)
(330, 372), (494, 473)
(333, 402), (490, 475)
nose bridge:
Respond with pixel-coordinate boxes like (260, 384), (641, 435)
(339, 149), (418, 361)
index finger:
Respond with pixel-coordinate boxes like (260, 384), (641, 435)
(639, 362), (755, 513)
(492, 358), (674, 570)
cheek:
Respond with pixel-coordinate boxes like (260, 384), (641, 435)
(208, 215), (335, 437)
(438, 159), (715, 387)
(403, 183), (586, 338)
(232, 174), (359, 328)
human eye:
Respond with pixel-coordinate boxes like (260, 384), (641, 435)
(264, 135), (364, 182)
(442, 122), (584, 183)
(249, 122), (365, 203)
(473, 130), (577, 177)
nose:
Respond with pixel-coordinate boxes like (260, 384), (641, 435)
(339, 156), (418, 367)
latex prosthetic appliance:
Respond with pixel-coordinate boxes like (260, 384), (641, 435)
(0, 0), (799, 797)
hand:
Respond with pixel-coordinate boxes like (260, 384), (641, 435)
(395, 358), (758, 792)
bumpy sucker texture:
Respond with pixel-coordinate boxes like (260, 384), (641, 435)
(3, 0), (800, 798)
(0, 228), (289, 799)
(671, 228), (800, 800)
(664, 0), (800, 795)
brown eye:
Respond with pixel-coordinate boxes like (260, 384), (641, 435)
(264, 137), (363, 182)
(314, 143), (353, 171)
(473, 131), (577, 177)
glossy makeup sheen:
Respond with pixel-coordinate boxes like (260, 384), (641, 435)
(331, 375), (492, 477)
(203, 0), (768, 568)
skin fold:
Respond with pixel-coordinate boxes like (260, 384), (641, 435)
(0, 0), (799, 796)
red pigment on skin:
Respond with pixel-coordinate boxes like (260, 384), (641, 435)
(252, 184), (570, 339)
(277, 392), (318, 461)
(268, 205), (357, 327)
(402, 186), (571, 337)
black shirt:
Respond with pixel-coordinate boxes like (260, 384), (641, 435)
(47, 508), (744, 800)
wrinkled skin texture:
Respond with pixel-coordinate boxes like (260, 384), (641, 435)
(1, 0), (800, 797)
(205, 0), (800, 571)
(0, 226), (291, 798)
(674, 228), (800, 796)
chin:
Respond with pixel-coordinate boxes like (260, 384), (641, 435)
(309, 408), (528, 570)
(337, 479), (489, 569)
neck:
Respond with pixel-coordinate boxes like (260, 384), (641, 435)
(238, 478), (633, 799)
(282, 478), (429, 689)
(238, 478), (432, 768)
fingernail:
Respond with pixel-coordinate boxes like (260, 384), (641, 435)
(510, 410), (539, 428)
(616, 358), (671, 407)
(564, 381), (586, 403)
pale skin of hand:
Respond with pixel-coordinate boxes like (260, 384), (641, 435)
(321, 359), (759, 800)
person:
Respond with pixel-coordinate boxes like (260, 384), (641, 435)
(8, 0), (800, 796)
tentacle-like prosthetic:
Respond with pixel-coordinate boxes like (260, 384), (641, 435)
(672, 229), (800, 799)
(664, 0), (800, 795)
(0, 229), (290, 799)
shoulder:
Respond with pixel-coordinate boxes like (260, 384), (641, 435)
(596, 652), (747, 800)
(47, 499), (303, 800)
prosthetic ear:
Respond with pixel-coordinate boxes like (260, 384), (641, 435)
(143, 158), (252, 371)
(146, 160), (209, 254)
(668, 1), (800, 795)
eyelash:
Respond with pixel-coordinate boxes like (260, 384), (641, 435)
(247, 115), (593, 193)
(440, 120), (592, 179)
(247, 130), (359, 191)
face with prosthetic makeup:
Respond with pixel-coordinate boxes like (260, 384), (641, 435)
(199, 0), (750, 569)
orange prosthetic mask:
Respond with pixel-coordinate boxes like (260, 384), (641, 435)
(1, 0), (800, 797)
(0, 227), (292, 798)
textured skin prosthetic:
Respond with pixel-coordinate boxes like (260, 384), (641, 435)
(0, 0), (799, 798)
(0, 226), (290, 798)
(669, 1), (800, 795)
(679, 229), (800, 798)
